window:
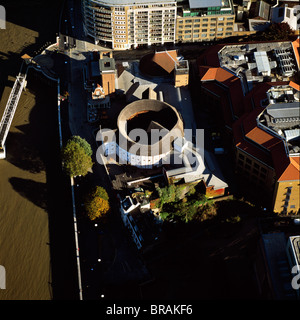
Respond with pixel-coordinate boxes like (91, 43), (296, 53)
(194, 19), (200, 22)
(254, 163), (259, 169)
(194, 24), (200, 28)
(201, 33), (207, 38)
(203, 18), (208, 21)
(184, 34), (192, 38)
(245, 164), (251, 171)
(178, 20), (183, 23)
(261, 167), (267, 174)
(185, 25), (192, 29)
(202, 23), (208, 27)
(246, 158), (252, 165)
(185, 19), (192, 23)
(202, 29), (207, 32)
(239, 154), (245, 160)
(193, 34), (199, 38)
(286, 8), (290, 18)
(184, 30), (191, 33)
(218, 17), (224, 21)
(194, 29), (200, 33)
(218, 27), (223, 31)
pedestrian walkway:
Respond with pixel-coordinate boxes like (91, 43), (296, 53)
(0, 71), (27, 159)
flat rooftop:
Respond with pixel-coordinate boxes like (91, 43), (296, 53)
(189, 0), (222, 9)
(218, 42), (298, 91)
(259, 84), (300, 155)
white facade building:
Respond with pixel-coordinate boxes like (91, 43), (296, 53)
(82, 0), (177, 49)
(271, 3), (300, 31)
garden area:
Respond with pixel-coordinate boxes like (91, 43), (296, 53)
(150, 182), (261, 226)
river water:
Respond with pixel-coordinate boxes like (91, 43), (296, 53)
(0, 2), (62, 300)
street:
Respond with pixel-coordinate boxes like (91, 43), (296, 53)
(58, 0), (152, 299)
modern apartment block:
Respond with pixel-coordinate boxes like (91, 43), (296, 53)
(82, 0), (236, 49)
(176, 0), (235, 43)
(82, 0), (177, 50)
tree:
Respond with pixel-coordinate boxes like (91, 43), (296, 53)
(85, 196), (110, 221)
(84, 186), (110, 221)
(261, 22), (294, 41)
(88, 186), (109, 202)
(62, 139), (93, 177)
(156, 184), (178, 208)
(70, 136), (93, 157)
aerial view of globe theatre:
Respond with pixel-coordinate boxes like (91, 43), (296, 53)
(0, 0), (299, 306)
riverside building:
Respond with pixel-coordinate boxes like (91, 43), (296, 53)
(82, 0), (177, 49)
(82, 0), (235, 50)
(175, 0), (235, 43)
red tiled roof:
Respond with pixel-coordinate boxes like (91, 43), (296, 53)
(233, 106), (300, 181)
(272, 143), (300, 182)
(199, 66), (218, 81)
(233, 113), (274, 167)
(292, 38), (300, 69)
(289, 81), (300, 91)
(199, 65), (245, 121)
(152, 50), (178, 74)
(242, 106), (282, 150)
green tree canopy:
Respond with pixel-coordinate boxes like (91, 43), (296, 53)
(84, 186), (110, 221)
(87, 186), (109, 202)
(70, 136), (93, 157)
(62, 139), (93, 177)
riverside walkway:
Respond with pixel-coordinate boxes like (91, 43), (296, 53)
(0, 66), (27, 159)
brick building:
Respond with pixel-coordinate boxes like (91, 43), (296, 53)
(197, 38), (300, 214)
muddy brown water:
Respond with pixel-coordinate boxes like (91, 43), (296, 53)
(0, 1), (75, 300)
